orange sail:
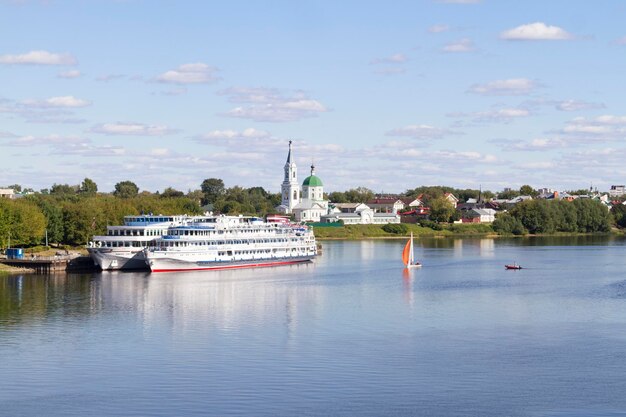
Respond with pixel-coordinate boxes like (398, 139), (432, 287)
(402, 239), (411, 266)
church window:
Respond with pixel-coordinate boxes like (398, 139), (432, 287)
(293, 190), (297, 200)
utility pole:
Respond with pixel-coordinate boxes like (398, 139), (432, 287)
(45, 229), (48, 247)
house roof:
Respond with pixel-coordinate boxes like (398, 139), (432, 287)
(367, 198), (403, 205)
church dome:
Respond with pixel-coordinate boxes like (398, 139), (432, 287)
(303, 175), (323, 187)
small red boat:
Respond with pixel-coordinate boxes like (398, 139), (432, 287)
(505, 264), (522, 270)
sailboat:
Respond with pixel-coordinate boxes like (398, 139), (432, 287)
(402, 232), (422, 269)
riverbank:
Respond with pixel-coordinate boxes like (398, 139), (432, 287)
(312, 223), (621, 240)
(0, 262), (35, 274)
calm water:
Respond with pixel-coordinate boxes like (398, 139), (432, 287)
(2, 237), (626, 417)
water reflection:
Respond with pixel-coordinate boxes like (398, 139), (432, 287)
(1, 264), (328, 344)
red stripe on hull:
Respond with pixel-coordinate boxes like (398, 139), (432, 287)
(151, 259), (312, 273)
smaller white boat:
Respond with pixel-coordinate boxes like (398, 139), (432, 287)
(402, 232), (422, 269)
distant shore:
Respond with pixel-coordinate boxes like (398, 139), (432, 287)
(312, 223), (621, 240)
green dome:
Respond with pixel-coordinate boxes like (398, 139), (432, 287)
(303, 175), (323, 187)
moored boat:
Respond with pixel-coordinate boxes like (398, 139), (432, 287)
(87, 214), (190, 270)
(144, 215), (317, 272)
(505, 263), (522, 270)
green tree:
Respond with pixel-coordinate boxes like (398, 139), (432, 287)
(611, 203), (626, 228)
(344, 187), (374, 203)
(492, 213), (527, 235)
(200, 178), (225, 205)
(573, 199), (610, 232)
(161, 187), (185, 198)
(80, 178), (98, 195)
(429, 196), (457, 223)
(50, 183), (78, 196)
(519, 185), (538, 197)
(114, 181), (139, 198)
(30, 196), (64, 244)
(0, 199), (46, 247)
(497, 189), (520, 200)
(328, 191), (347, 203)
(7, 184), (21, 192)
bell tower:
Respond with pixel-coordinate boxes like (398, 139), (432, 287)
(280, 140), (300, 213)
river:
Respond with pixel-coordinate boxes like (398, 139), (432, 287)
(1, 237), (626, 416)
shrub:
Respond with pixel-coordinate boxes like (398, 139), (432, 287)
(382, 223), (408, 234)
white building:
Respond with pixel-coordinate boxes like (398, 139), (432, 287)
(276, 141), (300, 214)
(275, 142), (329, 222)
(292, 164), (329, 222)
(322, 202), (400, 224)
(0, 188), (15, 199)
(609, 185), (625, 198)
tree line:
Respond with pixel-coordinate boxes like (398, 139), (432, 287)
(1, 180), (624, 248)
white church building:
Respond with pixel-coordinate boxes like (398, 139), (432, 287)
(276, 141), (329, 222)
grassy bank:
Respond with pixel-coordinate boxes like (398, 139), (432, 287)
(312, 223), (495, 240)
(0, 262), (35, 274)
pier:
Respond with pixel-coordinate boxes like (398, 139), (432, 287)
(0, 255), (97, 273)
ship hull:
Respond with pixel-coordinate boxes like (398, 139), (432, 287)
(87, 248), (148, 271)
(146, 255), (315, 273)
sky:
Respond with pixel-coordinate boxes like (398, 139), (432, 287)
(1, 0), (626, 195)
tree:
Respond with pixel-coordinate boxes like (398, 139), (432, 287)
(611, 203), (626, 228)
(492, 213), (527, 235)
(0, 198), (46, 247)
(7, 184), (21, 192)
(497, 189), (520, 200)
(328, 191), (347, 203)
(80, 178), (98, 195)
(187, 189), (204, 205)
(161, 187), (185, 198)
(114, 181), (139, 198)
(200, 178), (225, 205)
(429, 197), (457, 223)
(344, 187), (374, 203)
(50, 183), (77, 196)
(519, 185), (538, 197)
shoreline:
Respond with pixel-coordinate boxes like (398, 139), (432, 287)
(316, 232), (620, 241)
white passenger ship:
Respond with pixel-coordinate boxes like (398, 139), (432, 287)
(143, 215), (317, 272)
(87, 214), (189, 270)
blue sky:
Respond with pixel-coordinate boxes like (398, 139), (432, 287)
(1, 0), (626, 194)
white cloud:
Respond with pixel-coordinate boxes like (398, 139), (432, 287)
(386, 124), (458, 140)
(451, 107), (531, 124)
(443, 38), (475, 53)
(91, 122), (178, 136)
(556, 99), (605, 112)
(198, 128), (271, 141)
(57, 70), (81, 79)
(6, 134), (87, 147)
(559, 115), (626, 140)
(156, 63), (219, 84)
(95, 74), (125, 82)
(428, 24), (450, 33)
(468, 78), (538, 95)
(22, 96), (91, 108)
(0, 131), (17, 138)
(219, 87), (328, 122)
(370, 53), (408, 64)
(0, 50), (77, 65)
(500, 22), (573, 41)
(508, 138), (567, 151)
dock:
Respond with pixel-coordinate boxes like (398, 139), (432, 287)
(0, 255), (97, 273)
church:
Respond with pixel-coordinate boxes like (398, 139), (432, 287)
(276, 141), (329, 222)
